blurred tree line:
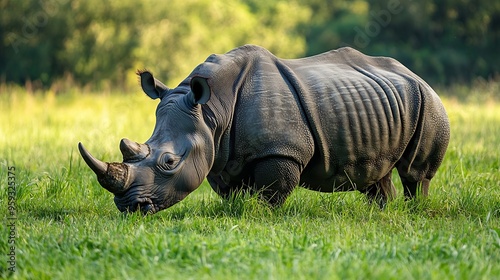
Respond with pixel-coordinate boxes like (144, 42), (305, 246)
(1, 0), (499, 90)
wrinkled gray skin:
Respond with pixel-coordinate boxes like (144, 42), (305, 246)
(79, 45), (450, 214)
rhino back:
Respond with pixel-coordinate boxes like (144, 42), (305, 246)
(278, 48), (425, 191)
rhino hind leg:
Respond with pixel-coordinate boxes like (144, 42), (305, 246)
(396, 88), (450, 199)
(400, 177), (430, 198)
(251, 157), (302, 207)
(396, 153), (433, 198)
(396, 123), (447, 199)
(362, 171), (397, 207)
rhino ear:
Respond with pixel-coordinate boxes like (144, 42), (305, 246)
(137, 70), (169, 99)
(189, 76), (211, 105)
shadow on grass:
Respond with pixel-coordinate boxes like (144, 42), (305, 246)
(24, 204), (119, 222)
(25, 188), (491, 223)
(158, 189), (381, 222)
(162, 191), (273, 221)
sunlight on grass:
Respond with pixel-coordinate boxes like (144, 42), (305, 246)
(1, 87), (499, 279)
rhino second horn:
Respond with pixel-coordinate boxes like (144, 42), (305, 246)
(120, 138), (150, 162)
(78, 142), (129, 194)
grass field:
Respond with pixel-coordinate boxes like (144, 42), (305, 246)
(1, 85), (499, 279)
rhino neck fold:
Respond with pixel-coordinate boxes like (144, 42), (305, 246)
(194, 53), (254, 175)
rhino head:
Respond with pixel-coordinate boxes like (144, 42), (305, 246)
(79, 71), (214, 214)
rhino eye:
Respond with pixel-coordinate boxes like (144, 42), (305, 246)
(159, 153), (180, 171)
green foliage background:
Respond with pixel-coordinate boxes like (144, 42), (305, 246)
(1, 0), (499, 89)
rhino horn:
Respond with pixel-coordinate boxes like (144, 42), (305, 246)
(78, 142), (129, 194)
(120, 138), (150, 162)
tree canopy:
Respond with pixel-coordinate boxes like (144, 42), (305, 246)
(1, 0), (498, 89)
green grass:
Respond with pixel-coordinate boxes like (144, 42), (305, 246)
(1, 86), (500, 279)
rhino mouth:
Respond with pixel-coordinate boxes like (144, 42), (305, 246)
(114, 195), (158, 214)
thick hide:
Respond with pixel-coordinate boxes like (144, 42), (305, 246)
(79, 45), (450, 213)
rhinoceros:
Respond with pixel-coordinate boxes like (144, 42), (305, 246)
(78, 45), (450, 214)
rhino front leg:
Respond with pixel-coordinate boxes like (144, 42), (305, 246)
(252, 157), (302, 207)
